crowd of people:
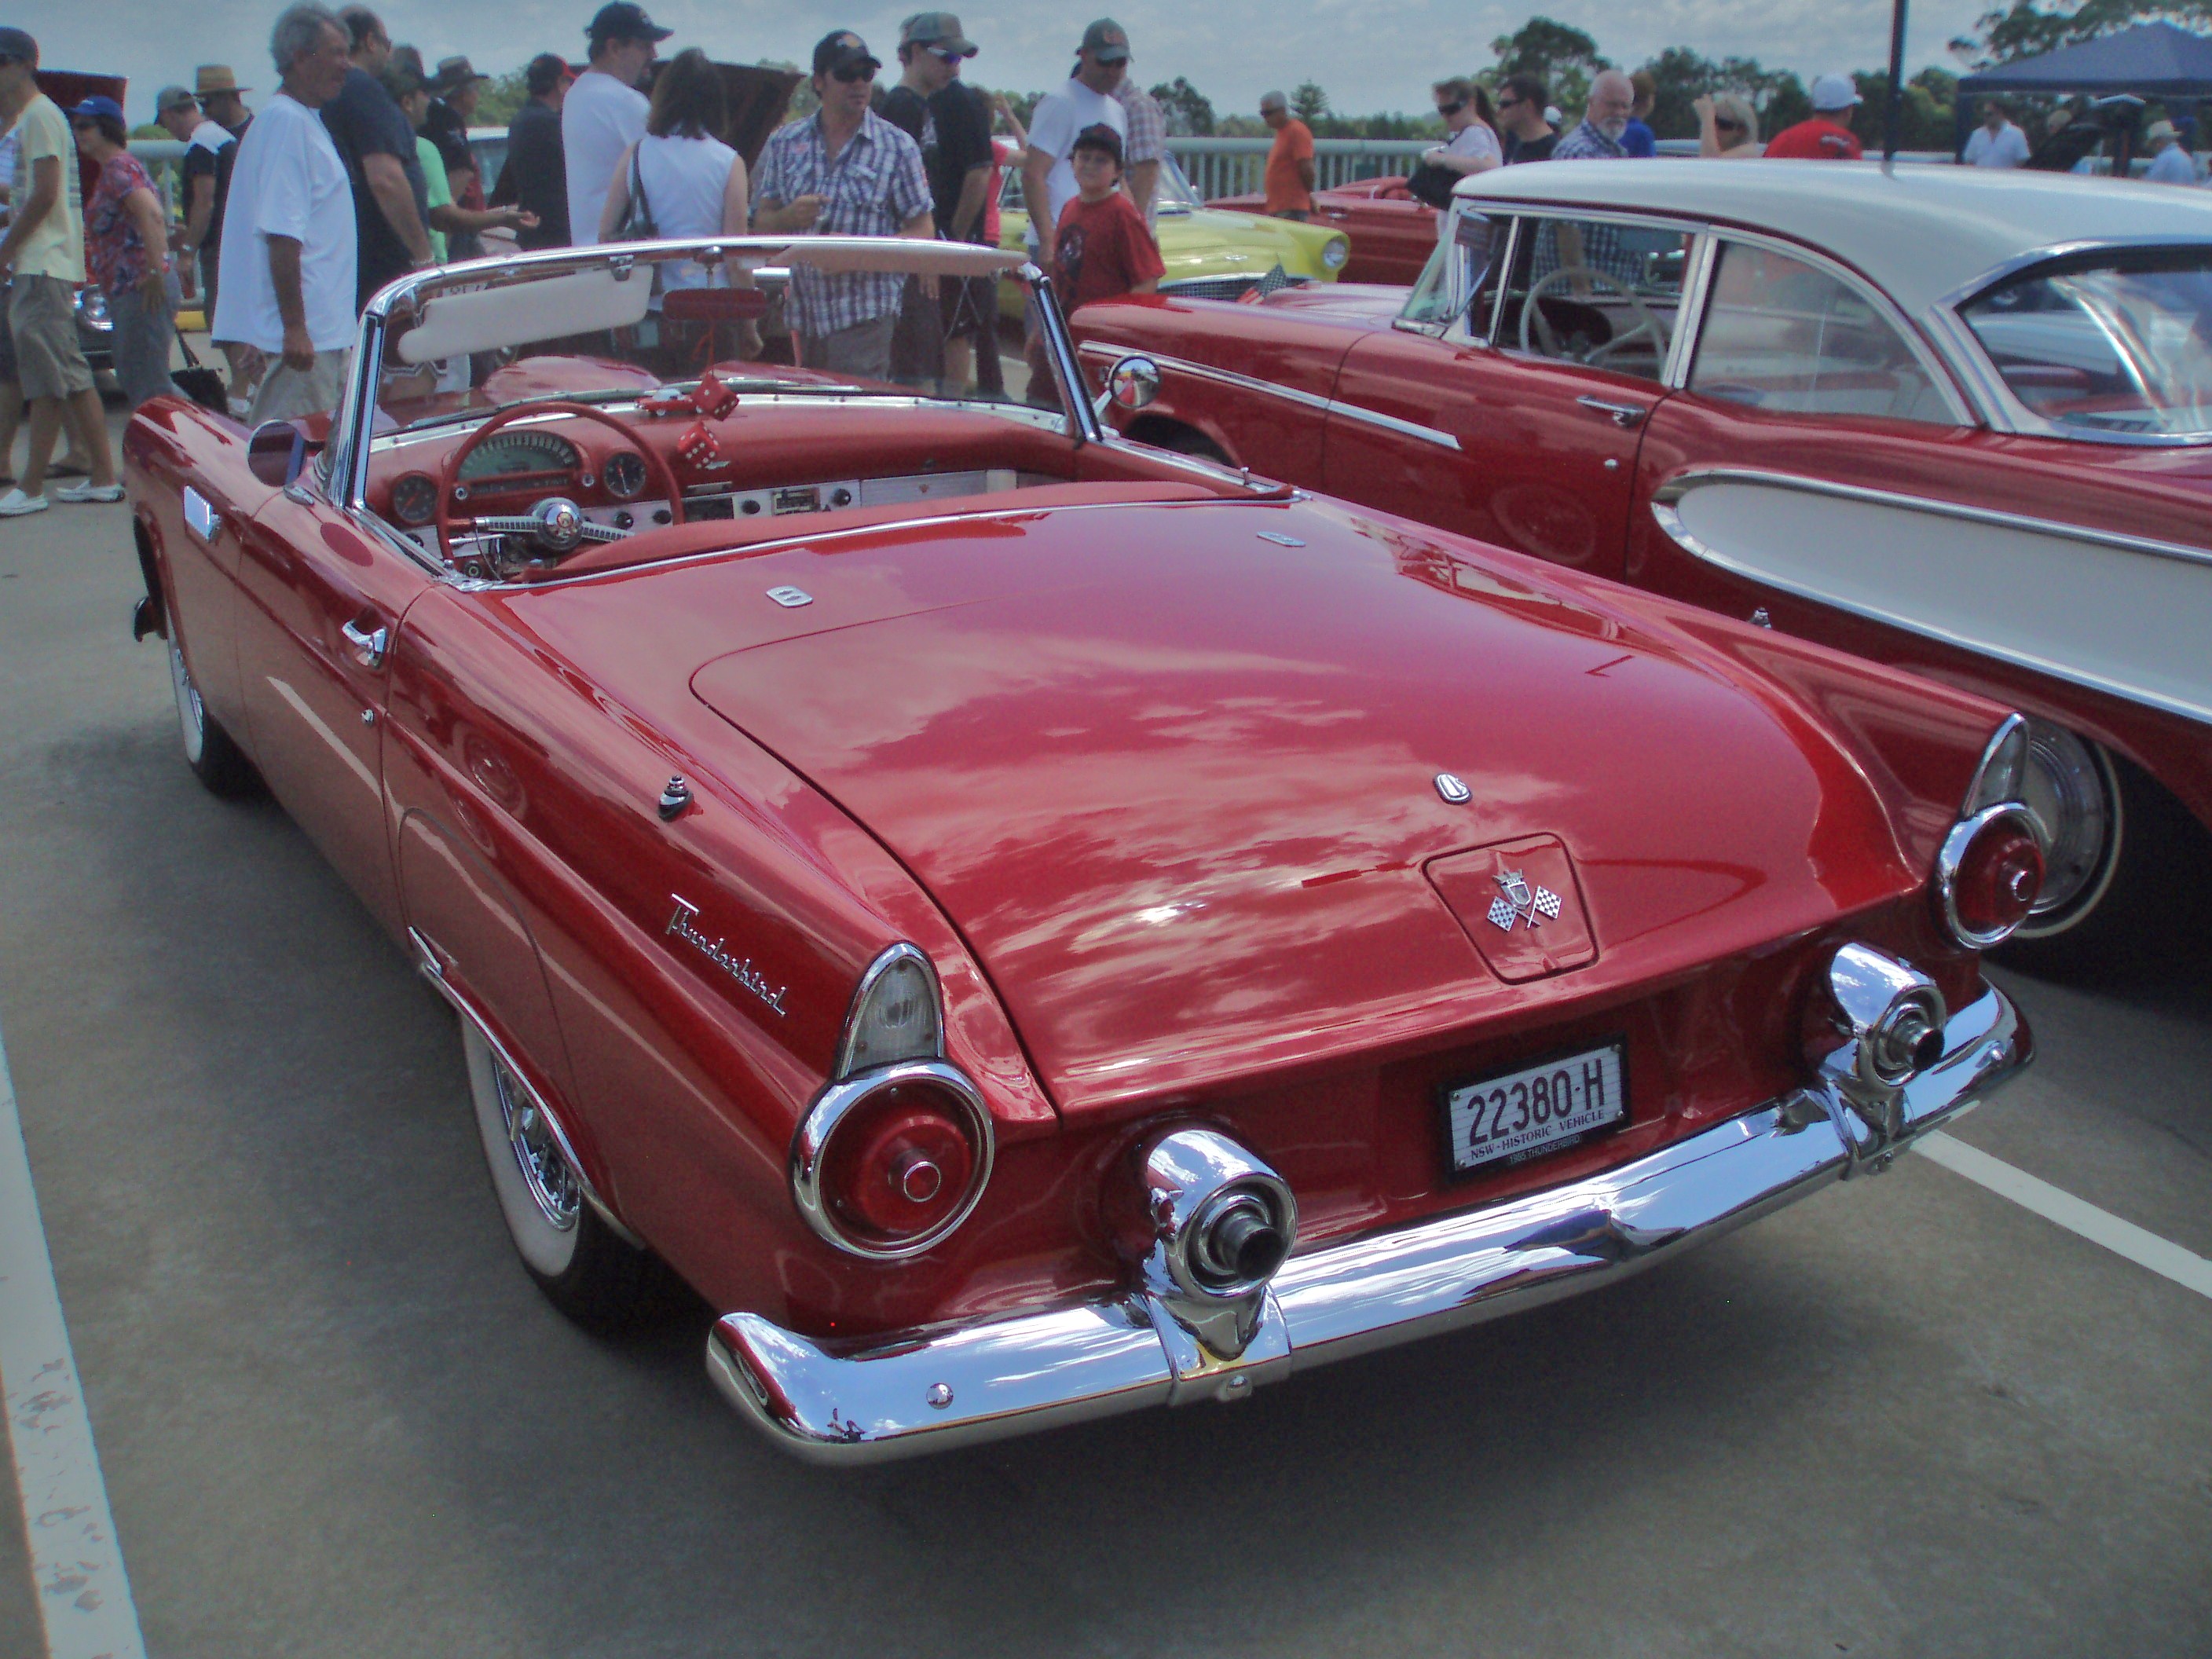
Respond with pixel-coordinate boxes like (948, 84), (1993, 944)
(0, 8), (2203, 512)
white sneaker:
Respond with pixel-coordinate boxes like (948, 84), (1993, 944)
(53, 482), (125, 504)
(0, 487), (49, 516)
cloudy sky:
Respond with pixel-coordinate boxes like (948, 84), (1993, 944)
(49, 0), (1992, 124)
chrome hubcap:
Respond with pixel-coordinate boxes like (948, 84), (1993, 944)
(169, 640), (205, 764)
(2018, 721), (2116, 920)
(491, 1055), (580, 1231)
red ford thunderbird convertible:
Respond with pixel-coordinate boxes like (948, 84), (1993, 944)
(1074, 162), (2212, 960)
(124, 238), (2036, 1461)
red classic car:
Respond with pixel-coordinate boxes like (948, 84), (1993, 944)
(1214, 174), (1437, 286)
(124, 237), (2037, 1462)
(1077, 161), (2212, 961)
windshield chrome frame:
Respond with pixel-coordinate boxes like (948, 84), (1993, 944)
(1932, 235), (2212, 448)
(332, 235), (1062, 512)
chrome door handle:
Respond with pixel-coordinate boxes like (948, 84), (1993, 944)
(341, 617), (389, 668)
(1576, 395), (1647, 428)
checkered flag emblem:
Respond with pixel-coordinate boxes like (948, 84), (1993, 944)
(1487, 870), (1562, 932)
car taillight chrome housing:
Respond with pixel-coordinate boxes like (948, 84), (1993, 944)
(794, 944), (992, 1258)
(1937, 716), (2045, 950)
(792, 1061), (994, 1258)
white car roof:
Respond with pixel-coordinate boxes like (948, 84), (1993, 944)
(1453, 159), (2212, 317)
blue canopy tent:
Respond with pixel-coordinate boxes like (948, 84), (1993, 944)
(1956, 22), (2212, 159)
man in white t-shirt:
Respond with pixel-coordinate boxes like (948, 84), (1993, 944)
(1020, 18), (1130, 268)
(1962, 100), (2031, 168)
(212, 2), (359, 423)
(565, 1), (668, 247)
(2143, 119), (2198, 184)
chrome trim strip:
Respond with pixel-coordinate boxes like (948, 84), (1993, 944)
(1031, 270), (1104, 447)
(1649, 468), (2212, 726)
(1075, 344), (1461, 451)
(409, 926), (645, 1248)
(1661, 230), (1718, 390)
(709, 984), (2027, 1463)
(1966, 712), (2029, 813)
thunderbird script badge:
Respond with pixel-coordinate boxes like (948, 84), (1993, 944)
(1487, 870), (1562, 933)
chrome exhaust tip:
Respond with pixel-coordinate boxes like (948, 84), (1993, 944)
(1130, 1126), (1298, 1366)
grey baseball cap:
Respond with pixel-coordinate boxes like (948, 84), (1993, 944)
(1079, 18), (1130, 61)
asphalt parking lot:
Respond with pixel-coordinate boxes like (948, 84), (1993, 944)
(2, 411), (2208, 1659)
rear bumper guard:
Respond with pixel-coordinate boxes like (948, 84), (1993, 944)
(709, 983), (2028, 1463)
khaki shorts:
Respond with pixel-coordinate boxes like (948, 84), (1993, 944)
(247, 347), (351, 426)
(8, 274), (95, 401)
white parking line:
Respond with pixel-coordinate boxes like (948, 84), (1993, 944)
(1920, 1131), (2212, 1301)
(0, 1022), (148, 1659)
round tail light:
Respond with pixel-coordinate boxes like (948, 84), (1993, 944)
(791, 1062), (993, 1258)
(1936, 804), (2045, 948)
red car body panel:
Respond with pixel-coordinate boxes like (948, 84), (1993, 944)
(1214, 178), (1435, 287)
(1073, 289), (2212, 837)
(123, 379), (2010, 1346)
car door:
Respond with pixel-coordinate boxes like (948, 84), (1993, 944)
(1322, 210), (1686, 578)
(233, 445), (435, 939)
(1627, 233), (1993, 623)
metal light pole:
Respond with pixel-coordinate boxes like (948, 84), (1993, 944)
(1884, 0), (1910, 160)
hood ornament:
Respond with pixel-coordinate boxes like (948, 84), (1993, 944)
(1487, 870), (1562, 933)
(1434, 773), (1471, 804)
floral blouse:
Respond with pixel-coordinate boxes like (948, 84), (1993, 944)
(86, 152), (169, 295)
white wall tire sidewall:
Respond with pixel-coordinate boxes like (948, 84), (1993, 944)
(2012, 729), (2125, 942)
(461, 1020), (581, 1280)
(170, 639), (207, 767)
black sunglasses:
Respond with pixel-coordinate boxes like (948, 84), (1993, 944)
(1436, 99), (1466, 116)
(830, 61), (876, 82)
(1714, 116), (1743, 131)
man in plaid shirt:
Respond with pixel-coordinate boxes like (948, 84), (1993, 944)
(1110, 75), (1164, 225)
(753, 29), (934, 379)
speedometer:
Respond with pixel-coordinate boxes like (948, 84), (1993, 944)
(603, 450), (648, 500)
(457, 430), (580, 481)
(390, 472), (438, 526)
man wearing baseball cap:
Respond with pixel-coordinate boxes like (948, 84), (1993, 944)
(753, 30), (933, 379)
(1020, 19), (1130, 270)
(1764, 74), (1865, 160)
(882, 13), (999, 393)
(0, 27), (122, 515)
(156, 84), (234, 317)
(566, 2), (670, 246)
(495, 53), (574, 247)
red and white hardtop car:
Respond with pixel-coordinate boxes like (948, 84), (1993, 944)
(1073, 160), (2212, 960)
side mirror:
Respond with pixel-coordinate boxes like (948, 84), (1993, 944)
(1094, 354), (1161, 420)
(247, 419), (310, 489)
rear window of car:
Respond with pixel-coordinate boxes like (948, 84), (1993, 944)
(1961, 249), (2212, 440)
(1689, 241), (1953, 423)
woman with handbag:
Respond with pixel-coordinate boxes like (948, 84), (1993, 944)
(599, 49), (750, 289)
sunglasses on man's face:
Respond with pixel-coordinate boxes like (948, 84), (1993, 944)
(830, 63), (874, 82)
(1436, 99), (1465, 116)
(927, 46), (970, 64)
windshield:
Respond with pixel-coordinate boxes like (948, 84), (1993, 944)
(366, 238), (1062, 439)
(1960, 249), (2212, 440)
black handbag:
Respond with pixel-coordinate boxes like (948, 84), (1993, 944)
(1404, 159), (1458, 211)
(613, 147), (658, 241)
(172, 331), (229, 415)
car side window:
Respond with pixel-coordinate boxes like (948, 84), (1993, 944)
(1401, 211), (1504, 332)
(1492, 214), (1686, 381)
(1689, 241), (1955, 423)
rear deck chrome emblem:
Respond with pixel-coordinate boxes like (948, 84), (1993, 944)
(665, 896), (790, 1016)
(1434, 773), (1471, 804)
(1487, 870), (1562, 932)
(767, 585), (814, 608)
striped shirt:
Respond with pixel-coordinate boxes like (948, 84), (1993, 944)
(753, 110), (931, 336)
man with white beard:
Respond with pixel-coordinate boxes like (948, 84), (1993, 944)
(1551, 69), (1635, 160)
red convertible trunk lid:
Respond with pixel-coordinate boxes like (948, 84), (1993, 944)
(687, 498), (1913, 1115)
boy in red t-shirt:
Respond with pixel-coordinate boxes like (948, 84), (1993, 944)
(1025, 124), (1163, 403)
(1052, 123), (1164, 310)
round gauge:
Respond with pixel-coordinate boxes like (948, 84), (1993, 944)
(456, 430), (581, 481)
(390, 471), (438, 526)
(603, 450), (648, 500)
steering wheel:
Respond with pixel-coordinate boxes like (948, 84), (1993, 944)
(1518, 266), (1672, 367)
(436, 399), (684, 568)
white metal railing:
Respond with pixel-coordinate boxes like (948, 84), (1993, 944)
(1169, 137), (1431, 200)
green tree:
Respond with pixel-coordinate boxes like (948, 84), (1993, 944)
(1489, 16), (1610, 116)
(475, 67), (529, 127)
(1150, 76), (1216, 135)
(1291, 81), (1331, 124)
(1633, 46), (1719, 139)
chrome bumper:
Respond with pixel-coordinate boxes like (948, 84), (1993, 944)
(709, 984), (2028, 1463)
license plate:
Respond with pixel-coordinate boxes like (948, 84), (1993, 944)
(1440, 1040), (1627, 1176)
